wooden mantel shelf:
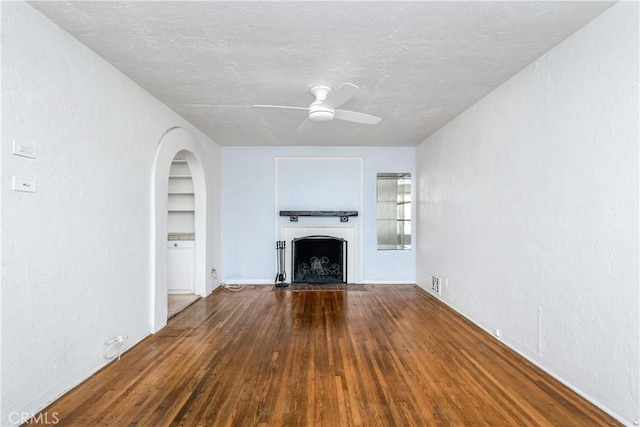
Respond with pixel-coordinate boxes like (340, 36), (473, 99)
(279, 210), (358, 222)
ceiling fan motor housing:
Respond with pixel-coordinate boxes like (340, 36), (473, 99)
(308, 86), (335, 122)
(310, 85), (332, 102)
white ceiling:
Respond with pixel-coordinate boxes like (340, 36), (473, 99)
(29, 1), (613, 147)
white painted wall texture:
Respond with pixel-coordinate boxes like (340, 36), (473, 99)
(1, 2), (221, 424)
(2, 0), (635, 424)
(415, 3), (638, 424)
(221, 146), (415, 284)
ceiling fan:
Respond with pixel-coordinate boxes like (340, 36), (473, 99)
(253, 83), (382, 133)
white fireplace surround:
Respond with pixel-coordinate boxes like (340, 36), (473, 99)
(282, 226), (356, 284)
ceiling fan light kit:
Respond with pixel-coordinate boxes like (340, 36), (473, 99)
(309, 109), (334, 122)
(253, 83), (381, 132)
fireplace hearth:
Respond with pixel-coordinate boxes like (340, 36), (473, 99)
(292, 235), (347, 284)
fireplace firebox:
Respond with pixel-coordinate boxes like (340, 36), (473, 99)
(292, 235), (347, 284)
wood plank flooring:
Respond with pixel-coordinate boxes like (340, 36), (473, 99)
(32, 285), (620, 426)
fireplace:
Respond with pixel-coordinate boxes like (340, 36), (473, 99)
(292, 235), (347, 284)
(282, 227), (355, 283)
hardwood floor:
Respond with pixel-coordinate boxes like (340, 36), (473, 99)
(33, 285), (620, 426)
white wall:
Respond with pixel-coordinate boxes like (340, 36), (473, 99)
(1, 2), (221, 424)
(222, 146), (415, 284)
(415, 3), (638, 424)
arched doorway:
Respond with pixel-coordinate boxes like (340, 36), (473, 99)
(152, 127), (208, 332)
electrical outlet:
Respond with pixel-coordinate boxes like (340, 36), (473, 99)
(430, 276), (441, 295)
(12, 176), (36, 193)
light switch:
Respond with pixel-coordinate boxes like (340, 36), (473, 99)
(12, 176), (36, 193)
(12, 140), (36, 159)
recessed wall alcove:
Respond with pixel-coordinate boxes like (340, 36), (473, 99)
(152, 127), (208, 332)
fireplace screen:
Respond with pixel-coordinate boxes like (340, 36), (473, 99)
(292, 235), (347, 284)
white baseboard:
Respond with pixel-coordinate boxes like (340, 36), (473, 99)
(364, 280), (417, 285)
(222, 279), (274, 285)
(221, 279), (418, 287)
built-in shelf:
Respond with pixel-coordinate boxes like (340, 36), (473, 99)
(280, 210), (358, 222)
(168, 194), (194, 211)
(169, 176), (194, 194)
(168, 160), (195, 234)
(170, 162), (191, 176)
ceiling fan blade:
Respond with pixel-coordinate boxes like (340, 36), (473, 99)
(252, 105), (309, 112)
(334, 109), (381, 124)
(296, 118), (314, 133)
(321, 83), (359, 109)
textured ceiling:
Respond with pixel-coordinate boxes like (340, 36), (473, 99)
(29, 1), (614, 147)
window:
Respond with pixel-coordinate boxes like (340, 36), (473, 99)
(376, 173), (411, 250)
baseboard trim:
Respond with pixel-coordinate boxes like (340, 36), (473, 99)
(222, 279), (274, 285)
(364, 280), (417, 285)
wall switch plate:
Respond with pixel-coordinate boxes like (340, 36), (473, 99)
(12, 140), (36, 159)
(13, 176), (36, 193)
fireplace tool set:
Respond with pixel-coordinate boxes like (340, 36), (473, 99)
(275, 240), (288, 287)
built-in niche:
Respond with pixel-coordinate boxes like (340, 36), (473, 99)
(168, 154), (195, 237)
(376, 172), (411, 250)
(167, 153), (195, 294)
